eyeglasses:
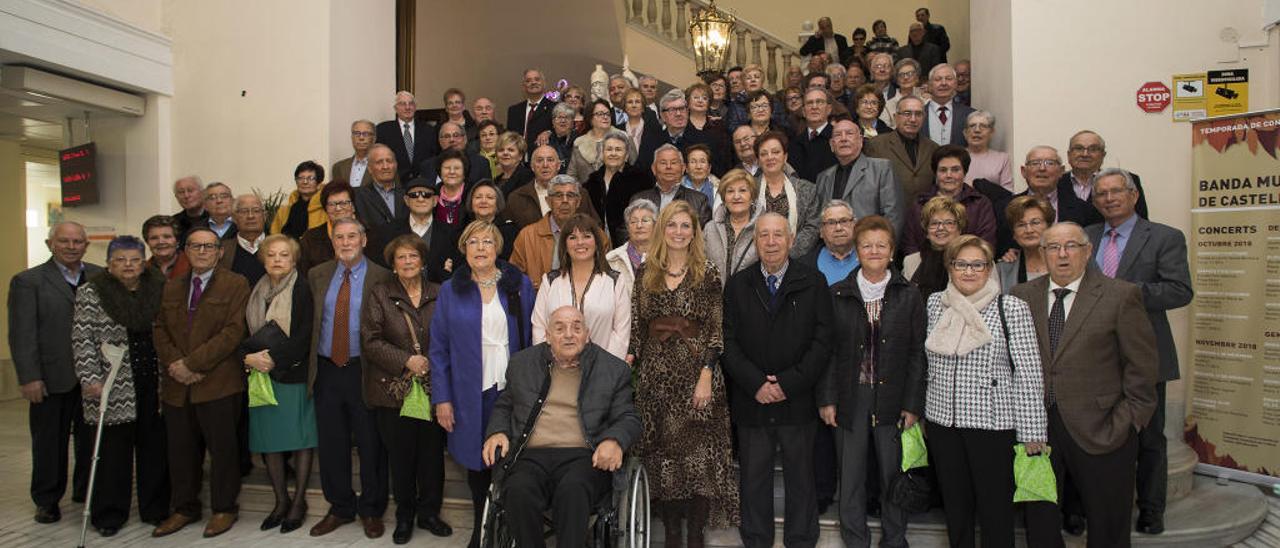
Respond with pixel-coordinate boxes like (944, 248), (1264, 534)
(897, 111), (925, 118)
(351, 130), (374, 138)
(1069, 145), (1104, 154)
(439, 132), (464, 139)
(187, 243), (220, 253)
(205, 192), (232, 202)
(1014, 218), (1046, 230)
(928, 219), (958, 229)
(1026, 159), (1061, 168)
(1094, 188), (1132, 199)
(1043, 241), (1088, 253)
(949, 260), (990, 272)
(628, 217), (655, 226)
(592, 111), (612, 118)
(234, 207), (264, 215)
(295, 176), (317, 183)
(821, 217), (854, 227)
(858, 99), (881, 107)
(662, 105), (688, 113)
(896, 70), (918, 79)
(465, 238), (496, 248)
(965, 123), (992, 130)
(406, 191), (436, 199)
(327, 199), (354, 209)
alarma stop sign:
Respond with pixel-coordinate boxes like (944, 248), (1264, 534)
(1136, 81), (1171, 113)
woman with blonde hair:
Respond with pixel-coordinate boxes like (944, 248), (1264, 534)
(704, 169), (760, 280)
(630, 200), (739, 547)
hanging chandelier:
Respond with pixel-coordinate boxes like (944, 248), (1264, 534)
(689, 0), (736, 75)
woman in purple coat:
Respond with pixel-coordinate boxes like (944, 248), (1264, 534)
(429, 220), (534, 548)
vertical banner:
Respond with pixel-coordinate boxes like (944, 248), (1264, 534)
(1184, 109), (1280, 483)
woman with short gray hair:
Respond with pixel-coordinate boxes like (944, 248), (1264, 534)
(963, 110), (1014, 191)
(583, 130), (654, 244)
(605, 198), (658, 292)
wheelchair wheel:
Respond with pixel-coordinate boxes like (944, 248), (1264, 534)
(479, 489), (515, 548)
(614, 459), (651, 548)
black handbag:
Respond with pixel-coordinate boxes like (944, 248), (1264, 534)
(887, 467), (933, 514)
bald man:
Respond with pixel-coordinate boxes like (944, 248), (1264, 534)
(376, 91), (438, 180)
(9, 222), (104, 523)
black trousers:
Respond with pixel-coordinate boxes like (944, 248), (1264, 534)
(837, 384), (908, 548)
(927, 424), (1016, 548)
(89, 376), (170, 528)
(314, 356), (387, 519)
(1136, 382), (1167, 516)
(467, 468), (492, 548)
(29, 389), (92, 508)
(813, 423), (838, 507)
(738, 422), (819, 548)
(164, 392), (241, 516)
(373, 406), (445, 522)
(1024, 406), (1139, 548)
(504, 447), (611, 548)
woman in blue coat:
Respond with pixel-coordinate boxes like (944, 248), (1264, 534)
(429, 220), (534, 548)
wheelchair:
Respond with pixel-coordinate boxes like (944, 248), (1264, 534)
(480, 453), (651, 547)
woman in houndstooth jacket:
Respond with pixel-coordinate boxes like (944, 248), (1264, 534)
(923, 234), (1048, 548)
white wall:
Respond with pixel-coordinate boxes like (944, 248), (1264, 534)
(972, 0), (1279, 403)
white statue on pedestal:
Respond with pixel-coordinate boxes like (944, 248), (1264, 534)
(590, 64), (608, 102)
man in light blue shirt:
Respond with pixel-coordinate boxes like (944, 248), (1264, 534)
(808, 200), (860, 286)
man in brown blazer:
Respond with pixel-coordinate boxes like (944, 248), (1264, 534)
(510, 175), (609, 291)
(151, 227), (251, 539)
(306, 218), (393, 539)
(332, 119), (376, 188)
(864, 95), (939, 206)
(502, 145), (598, 229)
(1012, 221), (1158, 548)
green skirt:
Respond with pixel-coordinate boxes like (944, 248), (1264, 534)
(248, 380), (318, 453)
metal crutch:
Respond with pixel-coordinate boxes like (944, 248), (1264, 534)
(77, 342), (126, 548)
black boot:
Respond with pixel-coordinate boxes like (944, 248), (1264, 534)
(661, 500), (685, 548)
(687, 497), (709, 548)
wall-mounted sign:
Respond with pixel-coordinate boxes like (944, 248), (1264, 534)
(1136, 81), (1171, 113)
(59, 142), (99, 206)
(1173, 73), (1207, 122)
(1207, 69), (1249, 117)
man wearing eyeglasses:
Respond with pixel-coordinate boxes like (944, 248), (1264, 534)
(1059, 130), (1149, 226)
(788, 88), (838, 182)
(299, 182), (357, 276)
(504, 145), (601, 230)
(638, 89), (727, 176)
(993, 146), (1096, 257)
(376, 92), (437, 181)
(151, 227), (251, 538)
(416, 121), (492, 185)
(365, 178), (449, 278)
(865, 95), (939, 206)
(334, 120), (376, 187)
(203, 182), (237, 241)
(510, 175), (608, 290)
(1084, 169), (1191, 536)
(1012, 221), (1157, 548)
(217, 194), (268, 287)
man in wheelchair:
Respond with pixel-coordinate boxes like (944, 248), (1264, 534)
(482, 306), (642, 547)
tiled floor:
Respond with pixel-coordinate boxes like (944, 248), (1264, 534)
(0, 398), (468, 547)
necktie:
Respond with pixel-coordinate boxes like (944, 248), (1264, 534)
(1101, 229), (1121, 278)
(809, 128), (817, 141)
(938, 106), (948, 125)
(1048, 288), (1070, 355)
(188, 276), (204, 324)
(767, 274), (778, 295)
(525, 103), (536, 137)
(403, 123), (415, 163)
(331, 269), (352, 366)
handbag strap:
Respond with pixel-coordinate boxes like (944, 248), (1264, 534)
(997, 294), (1013, 374)
(400, 309), (421, 354)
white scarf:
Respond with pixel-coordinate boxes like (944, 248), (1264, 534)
(246, 270), (297, 337)
(756, 174), (799, 235)
(925, 276), (1001, 356)
(857, 268), (890, 302)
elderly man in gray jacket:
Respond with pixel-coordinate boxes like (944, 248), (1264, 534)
(483, 306), (641, 548)
(815, 118), (904, 235)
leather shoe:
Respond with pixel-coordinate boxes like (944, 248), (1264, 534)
(261, 502), (288, 530)
(309, 514), (353, 537)
(33, 505), (60, 524)
(96, 525), (120, 537)
(152, 513), (197, 537)
(417, 514), (453, 537)
(1136, 511), (1165, 535)
(280, 500), (307, 534)
(393, 519), (414, 544)
(361, 515), (385, 539)
(203, 512), (237, 538)
(1063, 513), (1087, 536)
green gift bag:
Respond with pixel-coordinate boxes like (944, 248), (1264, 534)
(247, 370), (278, 407)
(1013, 444), (1058, 503)
(400, 377), (433, 421)
(900, 423), (929, 472)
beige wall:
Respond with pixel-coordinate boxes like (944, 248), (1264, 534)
(973, 0), (1279, 402)
(0, 141), (25, 368)
(329, 0), (396, 162)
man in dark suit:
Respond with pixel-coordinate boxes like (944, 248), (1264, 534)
(897, 23), (944, 76)
(1085, 169), (1192, 535)
(416, 121), (492, 186)
(637, 89), (729, 176)
(306, 218), (392, 539)
(172, 176), (208, 241)
(800, 17), (851, 65)
(204, 182), (238, 241)
(150, 227), (251, 538)
(993, 146), (1096, 256)
(506, 68), (555, 152)
(915, 7), (951, 61)
(788, 88), (838, 182)
(865, 96), (939, 205)
(353, 145), (407, 235)
(722, 213), (833, 547)
(920, 64), (975, 147)
(1012, 222), (1158, 548)
(365, 178), (451, 282)
(632, 144), (713, 226)
(332, 120), (376, 187)
(815, 119), (904, 235)
(1060, 130), (1150, 225)
(376, 91), (437, 181)
(503, 145), (600, 229)
(8, 222), (102, 524)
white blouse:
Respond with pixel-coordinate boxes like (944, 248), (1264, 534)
(480, 294), (510, 391)
(532, 270), (632, 359)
